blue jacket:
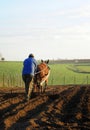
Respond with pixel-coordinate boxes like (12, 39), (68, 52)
(22, 57), (37, 76)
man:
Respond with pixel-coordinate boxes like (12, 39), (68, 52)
(22, 53), (37, 100)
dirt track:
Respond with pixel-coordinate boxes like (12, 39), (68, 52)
(0, 85), (90, 130)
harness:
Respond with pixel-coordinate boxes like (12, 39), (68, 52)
(35, 66), (50, 75)
(34, 65), (50, 86)
(40, 70), (50, 86)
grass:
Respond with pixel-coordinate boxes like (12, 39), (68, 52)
(0, 61), (90, 87)
(49, 64), (90, 85)
(67, 64), (90, 74)
(0, 61), (23, 87)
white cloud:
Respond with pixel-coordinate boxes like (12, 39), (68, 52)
(51, 4), (90, 18)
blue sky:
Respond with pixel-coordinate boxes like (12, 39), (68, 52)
(0, 0), (90, 61)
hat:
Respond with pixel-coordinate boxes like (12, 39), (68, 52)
(29, 53), (34, 58)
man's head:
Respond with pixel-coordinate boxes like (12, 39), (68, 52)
(29, 53), (34, 58)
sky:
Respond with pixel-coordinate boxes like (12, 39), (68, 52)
(0, 0), (90, 61)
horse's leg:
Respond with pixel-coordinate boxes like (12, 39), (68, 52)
(43, 80), (48, 93)
(35, 84), (40, 95)
(33, 83), (37, 93)
(41, 85), (43, 93)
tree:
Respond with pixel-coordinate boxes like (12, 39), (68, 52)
(1, 57), (5, 61)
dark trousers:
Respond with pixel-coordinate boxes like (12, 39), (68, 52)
(22, 74), (34, 98)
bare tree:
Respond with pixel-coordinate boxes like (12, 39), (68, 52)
(1, 57), (5, 61)
(0, 53), (5, 61)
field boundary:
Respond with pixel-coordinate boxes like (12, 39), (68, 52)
(0, 73), (90, 87)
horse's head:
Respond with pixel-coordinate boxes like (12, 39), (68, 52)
(37, 60), (50, 77)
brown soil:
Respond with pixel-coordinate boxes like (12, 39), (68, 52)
(0, 85), (90, 130)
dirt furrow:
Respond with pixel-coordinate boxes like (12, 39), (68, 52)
(3, 95), (51, 129)
(27, 86), (81, 129)
(0, 85), (90, 130)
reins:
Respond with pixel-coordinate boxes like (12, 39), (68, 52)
(35, 66), (49, 75)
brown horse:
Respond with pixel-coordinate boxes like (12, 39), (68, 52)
(34, 59), (50, 93)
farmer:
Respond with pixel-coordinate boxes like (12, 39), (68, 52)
(22, 53), (37, 100)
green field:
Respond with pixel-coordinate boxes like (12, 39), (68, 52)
(0, 61), (90, 87)
(50, 63), (90, 85)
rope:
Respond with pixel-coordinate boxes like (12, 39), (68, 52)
(35, 66), (49, 75)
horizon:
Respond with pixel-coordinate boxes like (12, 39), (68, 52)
(1, 58), (90, 62)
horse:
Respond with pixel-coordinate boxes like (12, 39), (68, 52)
(34, 59), (50, 93)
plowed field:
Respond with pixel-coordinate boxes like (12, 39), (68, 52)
(0, 85), (90, 130)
